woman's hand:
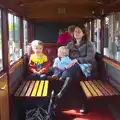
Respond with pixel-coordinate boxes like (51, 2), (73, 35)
(69, 59), (78, 67)
(61, 67), (65, 71)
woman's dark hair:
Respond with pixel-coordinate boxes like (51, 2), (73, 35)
(72, 26), (88, 44)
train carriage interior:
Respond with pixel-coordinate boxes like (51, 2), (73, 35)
(0, 0), (120, 120)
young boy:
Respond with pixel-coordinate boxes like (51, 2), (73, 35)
(28, 40), (48, 80)
(52, 46), (71, 79)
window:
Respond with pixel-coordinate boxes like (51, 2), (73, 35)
(8, 13), (21, 65)
(94, 19), (101, 53)
(104, 12), (120, 62)
(0, 10), (3, 70)
(84, 22), (91, 41)
(23, 20), (28, 54)
(89, 21), (92, 41)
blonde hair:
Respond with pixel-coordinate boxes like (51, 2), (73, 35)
(31, 40), (43, 49)
(58, 46), (69, 56)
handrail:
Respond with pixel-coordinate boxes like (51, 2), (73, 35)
(9, 58), (23, 73)
(103, 57), (120, 71)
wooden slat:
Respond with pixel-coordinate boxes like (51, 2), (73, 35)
(31, 81), (40, 96)
(102, 82), (119, 95)
(25, 81), (35, 96)
(80, 81), (92, 98)
(42, 80), (48, 97)
(97, 80), (114, 96)
(93, 80), (109, 96)
(37, 80), (44, 97)
(20, 81), (31, 96)
(84, 81), (98, 96)
(88, 81), (103, 96)
(14, 81), (26, 96)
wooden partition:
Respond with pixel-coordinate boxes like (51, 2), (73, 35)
(0, 73), (9, 120)
(9, 58), (24, 94)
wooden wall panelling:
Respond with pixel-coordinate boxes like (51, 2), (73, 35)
(0, 73), (9, 120)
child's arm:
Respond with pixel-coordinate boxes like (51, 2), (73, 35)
(52, 58), (59, 68)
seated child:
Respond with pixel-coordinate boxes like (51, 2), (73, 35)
(52, 46), (71, 79)
(28, 40), (48, 80)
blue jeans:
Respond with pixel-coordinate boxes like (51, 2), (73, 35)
(53, 69), (63, 78)
(27, 73), (47, 80)
(60, 63), (83, 80)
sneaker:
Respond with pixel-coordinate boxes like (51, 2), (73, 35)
(80, 108), (88, 114)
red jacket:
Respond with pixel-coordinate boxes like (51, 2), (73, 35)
(57, 32), (71, 44)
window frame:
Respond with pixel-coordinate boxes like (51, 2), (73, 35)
(0, 9), (3, 72)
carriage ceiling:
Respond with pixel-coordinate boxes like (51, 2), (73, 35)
(0, 0), (120, 22)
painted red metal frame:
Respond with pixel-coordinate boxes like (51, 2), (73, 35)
(1, 8), (11, 120)
(28, 22), (34, 43)
(100, 17), (104, 55)
(20, 17), (24, 55)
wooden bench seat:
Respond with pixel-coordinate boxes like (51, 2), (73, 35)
(14, 80), (50, 97)
(80, 80), (120, 99)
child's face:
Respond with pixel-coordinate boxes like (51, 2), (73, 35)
(33, 45), (43, 54)
(57, 49), (64, 57)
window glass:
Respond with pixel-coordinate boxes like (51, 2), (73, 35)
(8, 13), (14, 41)
(84, 22), (91, 41)
(0, 10), (3, 70)
(104, 12), (120, 62)
(23, 20), (28, 54)
(14, 16), (20, 41)
(94, 19), (101, 53)
(8, 13), (21, 65)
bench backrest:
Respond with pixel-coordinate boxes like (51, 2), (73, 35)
(26, 44), (106, 80)
(95, 53), (106, 80)
(87, 53), (106, 80)
(26, 43), (62, 74)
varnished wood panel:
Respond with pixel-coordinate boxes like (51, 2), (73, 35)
(1, 0), (120, 22)
(0, 73), (9, 120)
